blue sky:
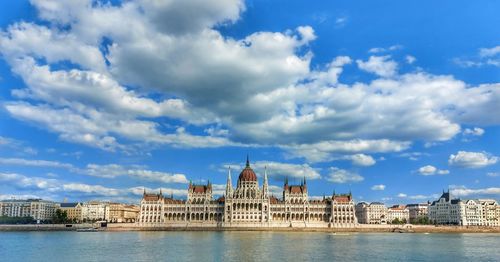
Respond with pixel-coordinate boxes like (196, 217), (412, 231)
(0, 0), (499, 204)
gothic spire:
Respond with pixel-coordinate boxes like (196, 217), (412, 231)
(246, 154), (250, 167)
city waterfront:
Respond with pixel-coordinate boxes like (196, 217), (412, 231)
(1, 231), (499, 261)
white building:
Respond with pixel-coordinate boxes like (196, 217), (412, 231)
(138, 157), (358, 228)
(0, 199), (58, 221)
(355, 202), (387, 224)
(478, 199), (499, 227)
(428, 191), (462, 225)
(81, 201), (108, 222)
(429, 191), (500, 226)
(387, 205), (409, 223)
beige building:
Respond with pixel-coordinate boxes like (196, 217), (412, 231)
(59, 203), (83, 222)
(478, 199), (500, 227)
(387, 205), (409, 223)
(138, 158), (357, 228)
(355, 202), (387, 224)
(107, 203), (140, 223)
(0, 199), (58, 221)
(406, 203), (429, 222)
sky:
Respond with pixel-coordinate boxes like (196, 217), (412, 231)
(0, 0), (499, 204)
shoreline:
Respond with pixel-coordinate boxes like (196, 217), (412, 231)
(1, 224), (500, 233)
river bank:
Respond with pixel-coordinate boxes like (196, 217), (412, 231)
(1, 223), (500, 233)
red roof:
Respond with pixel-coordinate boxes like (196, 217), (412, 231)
(239, 167), (257, 182)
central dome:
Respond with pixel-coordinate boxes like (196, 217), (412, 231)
(239, 156), (257, 182)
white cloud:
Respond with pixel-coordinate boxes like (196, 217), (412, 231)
(253, 161), (321, 180)
(325, 167), (364, 183)
(0, 157), (76, 170)
(487, 172), (499, 177)
(450, 185), (500, 197)
(284, 139), (410, 163)
(448, 151), (498, 168)
(397, 193), (437, 200)
(368, 45), (402, 53)
(463, 127), (485, 137)
(479, 46), (500, 58)
(405, 55), (416, 64)
(371, 184), (385, 191)
(86, 164), (189, 183)
(1, 0), (500, 161)
(356, 55), (398, 77)
(0, 157), (188, 184)
(350, 154), (376, 166)
(417, 165), (449, 176)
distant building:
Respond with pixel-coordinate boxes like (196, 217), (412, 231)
(406, 203), (429, 222)
(138, 157), (357, 228)
(355, 202), (387, 224)
(428, 191), (462, 225)
(106, 203), (140, 223)
(0, 199), (58, 221)
(387, 205), (409, 223)
(81, 201), (108, 221)
(479, 199), (500, 227)
(59, 202), (83, 222)
(428, 191), (500, 226)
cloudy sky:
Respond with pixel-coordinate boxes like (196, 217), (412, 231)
(0, 0), (499, 204)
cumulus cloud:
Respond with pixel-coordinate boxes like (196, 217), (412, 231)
(0, 0), (500, 162)
(0, 156), (188, 184)
(356, 55), (398, 77)
(86, 164), (189, 183)
(350, 154), (376, 166)
(417, 165), (449, 176)
(448, 151), (498, 168)
(0, 172), (188, 200)
(371, 184), (385, 191)
(325, 167), (364, 183)
(221, 161), (321, 181)
(450, 185), (500, 197)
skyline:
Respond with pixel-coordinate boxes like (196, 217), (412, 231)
(0, 0), (499, 205)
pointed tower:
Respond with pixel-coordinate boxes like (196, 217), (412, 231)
(263, 166), (269, 198)
(226, 166), (233, 198)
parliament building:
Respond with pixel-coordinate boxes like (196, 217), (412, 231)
(138, 158), (357, 228)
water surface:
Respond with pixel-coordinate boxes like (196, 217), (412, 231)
(0, 231), (499, 261)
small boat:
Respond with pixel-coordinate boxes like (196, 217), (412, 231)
(76, 228), (99, 232)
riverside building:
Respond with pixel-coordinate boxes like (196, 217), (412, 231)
(355, 202), (387, 224)
(429, 191), (500, 226)
(138, 158), (357, 228)
(0, 199), (58, 221)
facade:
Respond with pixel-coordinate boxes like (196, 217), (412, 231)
(81, 201), (108, 222)
(479, 199), (500, 227)
(355, 202), (387, 224)
(138, 158), (357, 228)
(428, 191), (500, 226)
(428, 191), (462, 225)
(0, 199), (58, 221)
(106, 203), (140, 223)
(406, 203), (429, 222)
(387, 205), (409, 223)
(59, 203), (83, 222)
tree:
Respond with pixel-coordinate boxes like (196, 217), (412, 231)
(52, 209), (68, 224)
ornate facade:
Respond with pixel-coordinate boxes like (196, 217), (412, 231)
(138, 158), (357, 228)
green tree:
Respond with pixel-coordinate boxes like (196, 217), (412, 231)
(52, 209), (68, 224)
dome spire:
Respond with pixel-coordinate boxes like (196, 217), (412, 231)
(246, 154), (250, 167)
